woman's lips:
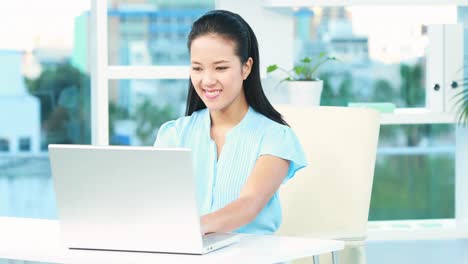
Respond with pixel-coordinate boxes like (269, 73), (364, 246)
(203, 89), (222, 99)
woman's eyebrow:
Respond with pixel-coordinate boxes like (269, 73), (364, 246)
(191, 60), (230, 65)
(192, 60), (229, 65)
(213, 60), (230, 64)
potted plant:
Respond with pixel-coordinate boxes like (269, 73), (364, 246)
(266, 52), (338, 106)
(453, 81), (468, 126)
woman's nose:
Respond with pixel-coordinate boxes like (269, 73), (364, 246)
(202, 72), (216, 86)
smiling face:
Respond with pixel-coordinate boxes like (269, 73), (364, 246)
(190, 33), (252, 113)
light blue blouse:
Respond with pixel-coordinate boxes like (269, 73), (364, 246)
(153, 106), (307, 234)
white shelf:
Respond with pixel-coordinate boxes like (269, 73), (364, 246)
(275, 105), (458, 125)
(380, 108), (457, 125)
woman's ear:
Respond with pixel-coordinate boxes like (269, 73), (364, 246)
(242, 57), (253, 80)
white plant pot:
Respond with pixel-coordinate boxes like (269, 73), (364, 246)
(287, 80), (323, 106)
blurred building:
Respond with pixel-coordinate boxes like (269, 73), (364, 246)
(71, 0), (212, 144)
(72, 0), (212, 111)
(295, 7), (369, 65)
(0, 50), (41, 154)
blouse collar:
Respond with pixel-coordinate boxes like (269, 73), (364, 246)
(203, 106), (253, 139)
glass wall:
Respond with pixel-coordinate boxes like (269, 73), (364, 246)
(107, 0), (214, 66)
(108, 79), (187, 146)
(290, 5), (458, 221)
(370, 124), (455, 220)
(292, 6), (457, 108)
(2, 0), (462, 224)
(0, 2), (91, 219)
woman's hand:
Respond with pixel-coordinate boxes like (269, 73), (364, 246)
(200, 215), (214, 235)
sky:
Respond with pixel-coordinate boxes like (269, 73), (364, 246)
(0, 0), (90, 51)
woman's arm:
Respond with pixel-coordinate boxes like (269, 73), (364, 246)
(200, 155), (289, 234)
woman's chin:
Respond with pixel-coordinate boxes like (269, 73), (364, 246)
(204, 102), (226, 112)
(206, 106), (223, 112)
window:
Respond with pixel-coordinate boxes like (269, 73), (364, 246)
(292, 6), (457, 108)
(99, 0), (215, 146)
(0, 138), (9, 152)
(109, 79), (187, 146)
(18, 137), (31, 152)
(371, 124), (455, 220)
(0, 1), (91, 219)
(281, 4), (463, 222)
(94, 0), (467, 227)
(108, 1), (214, 66)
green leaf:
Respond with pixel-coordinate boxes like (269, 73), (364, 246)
(266, 64), (278, 73)
(279, 77), (293, 84)
(267, 52), (340, 84)
(454, 88), (468, 126)
(294, 65), (304, 76)
(301, 57), (311, 63)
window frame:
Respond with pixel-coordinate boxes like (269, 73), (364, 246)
(89, 0), (468, 239)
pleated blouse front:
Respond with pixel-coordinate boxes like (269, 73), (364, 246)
(154, 106), (307, 234)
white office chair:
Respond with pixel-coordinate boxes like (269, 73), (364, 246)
(275, 106), (380, 264)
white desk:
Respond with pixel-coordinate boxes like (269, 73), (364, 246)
(0, 217), (344, 263)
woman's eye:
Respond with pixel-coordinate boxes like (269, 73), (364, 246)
(192, 67), (202, 71)
(216, 66), (228, 70)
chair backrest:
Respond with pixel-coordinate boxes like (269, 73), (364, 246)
(276, 106), (380, 240)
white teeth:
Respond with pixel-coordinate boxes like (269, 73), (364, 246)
(204, 90), (221, 98)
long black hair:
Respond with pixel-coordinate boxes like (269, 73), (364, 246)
(185, 9), (288, 126)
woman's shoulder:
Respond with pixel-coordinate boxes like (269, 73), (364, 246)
(249, 108), (292, 134)
(154, 109), (208, 147)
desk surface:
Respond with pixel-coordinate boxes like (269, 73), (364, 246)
(0, 217), (344, 264)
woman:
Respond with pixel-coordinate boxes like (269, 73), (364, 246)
(154, 10), (307, 235)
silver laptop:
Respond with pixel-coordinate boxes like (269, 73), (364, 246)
(48, 144), (240, 255)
